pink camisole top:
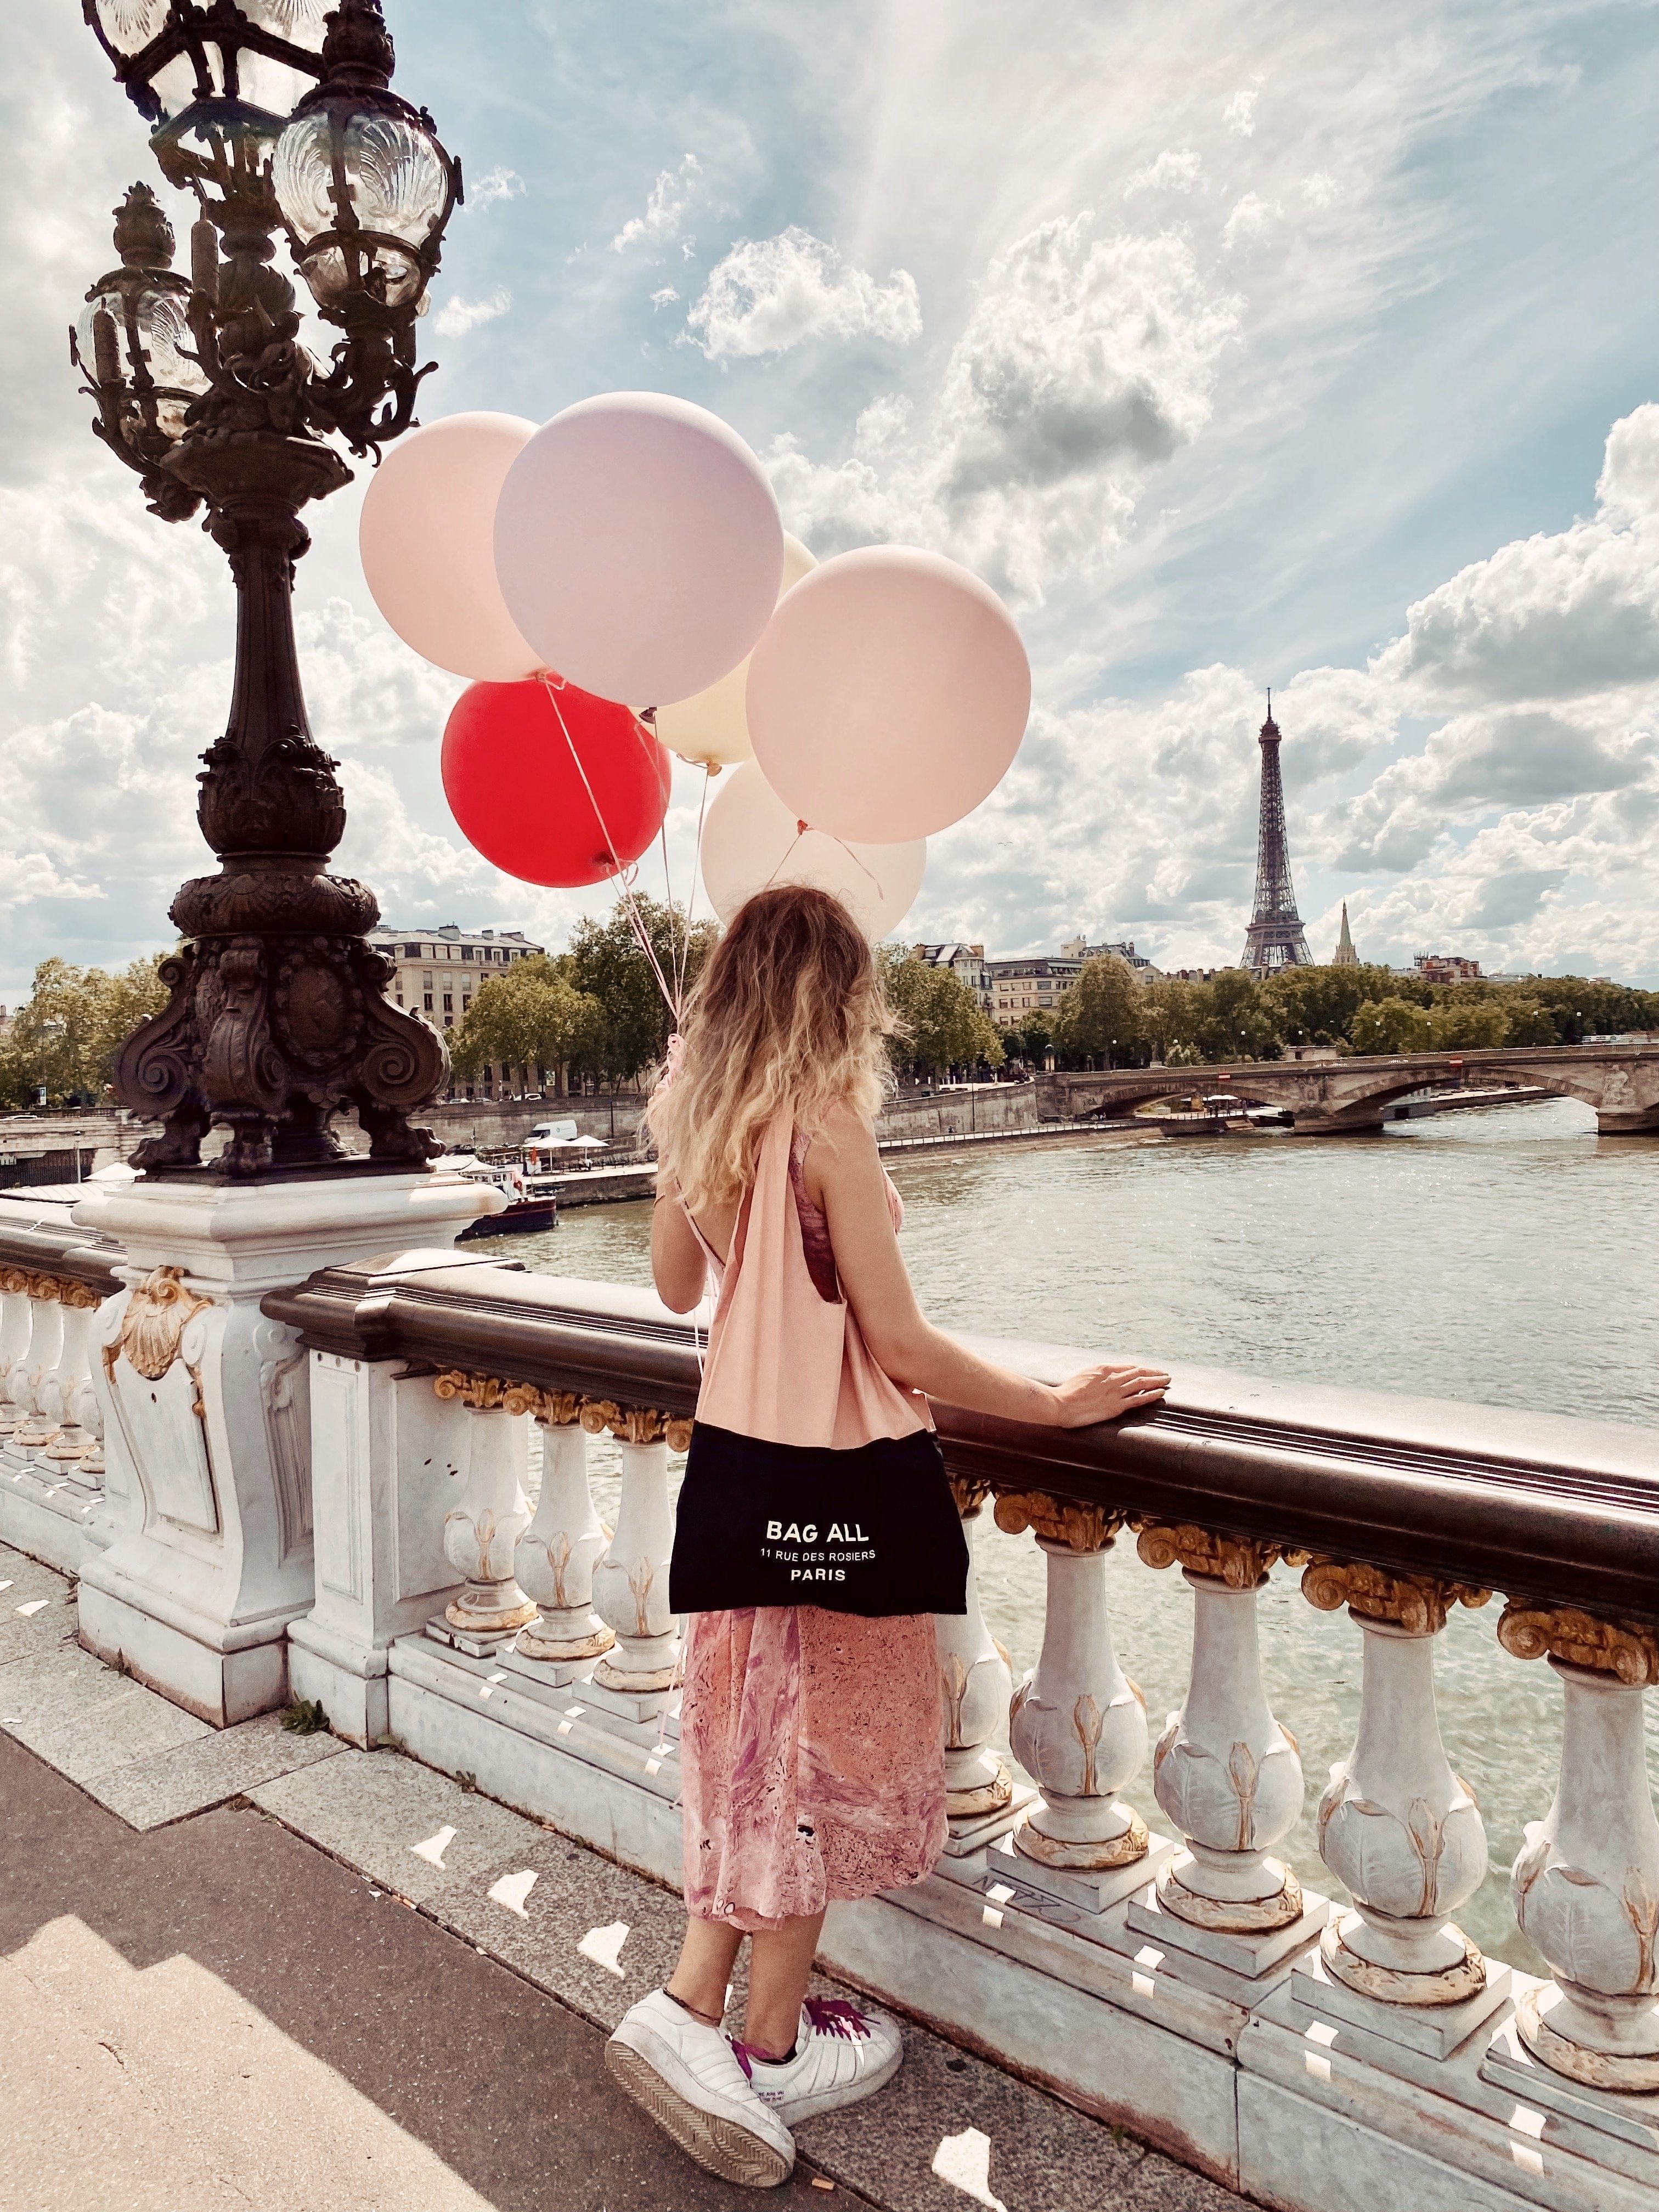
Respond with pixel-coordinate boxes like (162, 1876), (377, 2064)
(687, 1111), (929, 1452)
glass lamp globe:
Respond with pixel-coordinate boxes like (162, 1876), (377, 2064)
(89, 0), (329, 126)
(72, 184), (210, 453)
(273, 105), (450, 308)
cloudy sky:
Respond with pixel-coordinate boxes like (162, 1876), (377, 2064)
(3, 0), (1656, 1003)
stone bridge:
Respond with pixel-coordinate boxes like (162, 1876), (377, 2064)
(1042, 1043), (1659, 1136)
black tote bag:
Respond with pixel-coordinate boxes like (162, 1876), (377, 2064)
(669, 1420), (969, 1617)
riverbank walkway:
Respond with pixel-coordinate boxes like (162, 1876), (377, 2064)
(0, 1540), (1236, 2212)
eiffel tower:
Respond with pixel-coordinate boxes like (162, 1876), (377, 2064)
(1240, 692), (1312, 975)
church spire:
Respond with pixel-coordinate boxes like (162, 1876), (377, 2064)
(1332, 900), (1358, 968)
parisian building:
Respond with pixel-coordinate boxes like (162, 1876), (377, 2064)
(368, 924), (546, 1102)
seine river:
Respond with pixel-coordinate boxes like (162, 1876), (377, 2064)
(493, 1097), (1659, 1970)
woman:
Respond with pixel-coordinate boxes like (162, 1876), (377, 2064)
(607, 886), (1169, 2188)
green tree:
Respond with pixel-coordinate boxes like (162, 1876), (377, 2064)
(565, 899), (719, 1084)
(1498, 996), (1557, 1047)
(1138, 975), (1205, 1063)
(449, 957), (605, 1094)
(881, 952), (1002, 1077)
(1195, 969), (1277, 1061)
(1261, 962), (1400, 1047)
(1351, 997), (1435, 1055)
(1429, 998), (1509, 1051)
(1052, 955), (1143, 1068)
(997, 1009), (1052, 1064)
(0, 956), (169, 1107)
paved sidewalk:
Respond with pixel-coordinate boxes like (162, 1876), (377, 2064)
(0, 1544), (1239, 2212)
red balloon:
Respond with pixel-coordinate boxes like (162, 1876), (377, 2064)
(441, 676), (673, 888)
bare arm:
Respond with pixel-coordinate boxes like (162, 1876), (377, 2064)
(651, 1183), (708, 1313)
(806, 1105), (1169, 1428)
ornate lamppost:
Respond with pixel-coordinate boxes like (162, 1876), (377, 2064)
(71, 0), (460, 1178)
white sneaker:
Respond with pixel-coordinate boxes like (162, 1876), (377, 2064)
(740, 1995), (904, 2124)
(607, 1989), (795, 2189)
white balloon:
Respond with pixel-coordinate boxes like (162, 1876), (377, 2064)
(656, 534), (817, 769)
(493, 391), (782, 708)
(698, 763), (926, 943)
(359, 411), (541, 681)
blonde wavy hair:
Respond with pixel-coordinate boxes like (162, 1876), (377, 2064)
(646, 884), (898, 1214)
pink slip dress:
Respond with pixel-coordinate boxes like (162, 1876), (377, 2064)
(678, 1110), (949, 1931)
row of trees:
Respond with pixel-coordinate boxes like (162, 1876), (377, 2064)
(448, 899), (718, 1091)
(8, 926), (1657, 1112)
(0, 958), (168, 1109)
(884, 952), (1659, 1077)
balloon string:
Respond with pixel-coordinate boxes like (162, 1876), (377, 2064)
(681, 765), (712, 1005)
(637, 708), (693, 1014)
(539, 675), (682, 1023)
(759, 822), (887, 900)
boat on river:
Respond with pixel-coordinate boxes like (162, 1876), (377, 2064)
(440, 1153), (560, 1240)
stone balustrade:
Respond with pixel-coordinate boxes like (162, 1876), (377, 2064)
(7, 1215), (1658, 2208)
(0, 1244), (120, 1573)
(258, 1254), (1659, 2169)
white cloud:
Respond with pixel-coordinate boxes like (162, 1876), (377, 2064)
(1375, 404), (1659, 706)
(432, 289), (512, 337)
(768, 215), (1239, 601)
(1222, 193), (1282, 250)
(471, 167), (524, 208)
(1123, 146), (1203, 199)
(0, 854), (104, 915)
(685, 228), (922, 359)
(650, 285), (679, 308)
(610, 155), (701, 252)
(1224, 83), (1261, 136)
(910, 405), (1659, 980)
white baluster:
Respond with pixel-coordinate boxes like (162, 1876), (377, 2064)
(13, 1289), (65, 1453)
(1306, 1565), (1489, 2002)
(1499, 1607), (1659, 2090)
(515, 1404), (614, 1666)
(937, 1491), (1013, 1822)
(41, 1293), (100, 1482)
(0, 1271), (32, 1437)
(1009, 1527), (1147, 1871)
(438, 1383), (535, 1639)
(589, 1410), (680, 1701)
(1140, 1530), (1304, 1929)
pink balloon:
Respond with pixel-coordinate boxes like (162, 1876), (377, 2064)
(359, 411), (541, 681)
(746, 546), (1030, 842)
(493, 392), (783, 709)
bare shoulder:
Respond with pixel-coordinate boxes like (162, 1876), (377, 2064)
(803, 1097), (882, 1200)
(810, 1096), (878, 1159)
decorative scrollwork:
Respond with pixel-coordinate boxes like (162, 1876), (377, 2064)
(947, 1471), (993, 1517)
(1135, 1521), (1301, 1588)
(1497, 1603), (1659, 1686)
(432, 1375), (690, 1450)
(104, 1265), (213, 1386)
(1301, 1559), (1491, 1636)
(0, 1269), (100, 1309)
(432, 1370), (509, 1412)
(993, 1488), (1122, 1553)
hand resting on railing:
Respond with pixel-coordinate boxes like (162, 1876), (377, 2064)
(654, 1101), (1169, 1430)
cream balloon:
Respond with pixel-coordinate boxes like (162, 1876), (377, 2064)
(359, 411), (541, 680)
(747, 544), (1031, 842)
(493, 391), (783, 708)
(698, 763), (926, 943)
(656, 534), (817, 768)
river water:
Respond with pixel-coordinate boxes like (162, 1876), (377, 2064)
(493, 1097), (1659, 1969)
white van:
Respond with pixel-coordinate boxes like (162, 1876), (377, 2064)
(523, 1117), (580, 1171)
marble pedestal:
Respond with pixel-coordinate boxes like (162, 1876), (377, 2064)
(73, 1170), (498, 1728)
